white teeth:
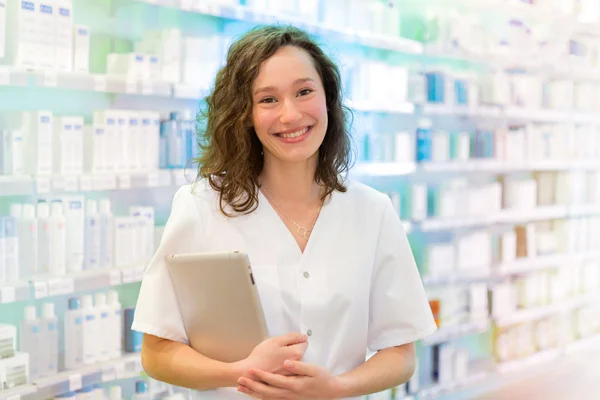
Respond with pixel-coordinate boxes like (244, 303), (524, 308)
(280, 127), (309, 139)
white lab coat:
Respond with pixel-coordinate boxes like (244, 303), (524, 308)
(132, 179), (437, 399)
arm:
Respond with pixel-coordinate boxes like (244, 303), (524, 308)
(141, 334), (244, 391)
(335, 343), (416, 398)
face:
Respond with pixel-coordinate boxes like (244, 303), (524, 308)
(251, 46), (328, 166)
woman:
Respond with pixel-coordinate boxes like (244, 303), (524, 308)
(132, 25), (436, 399)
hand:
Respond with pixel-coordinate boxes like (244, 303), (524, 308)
(236, 333), (309, 377)
(236, 360), (342, 400)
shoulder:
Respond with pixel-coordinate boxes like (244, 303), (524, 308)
(171, 179), (222, 217)
(337, 179), (392, 211)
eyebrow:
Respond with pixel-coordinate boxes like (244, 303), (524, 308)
(253, 77), (315, 96)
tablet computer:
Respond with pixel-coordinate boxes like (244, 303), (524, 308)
(165, 251), (269, 363)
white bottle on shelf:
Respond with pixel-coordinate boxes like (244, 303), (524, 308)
(94, 292), (111, 362)
(48, 201), (66, 276)
(81, 294), (99, 365)
(4, 214), (19, 282)
(19, 204), (38, 280)
(63, 196), (85, 273)
(107, 290), (122, 359)
(99, 199), (114, 268)
(20, 306), (41, 381)
(84, 199), (101, 270)
(37, 202), (51, 274)
(40, 302), (59, 377)
(0, 217), (6, 284)
(64, 297), (84, 370)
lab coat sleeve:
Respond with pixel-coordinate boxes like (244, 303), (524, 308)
(131, 185), (204, 344)
(367, 198), (437, 352)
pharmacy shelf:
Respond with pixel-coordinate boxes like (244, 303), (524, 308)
(136, 0), (424, 55)
(422, 319), (491, 346)
(496, 348), (563, 375)
(495, 253), (573, 276)
(564, 334), (600, 356)
(0, 176), (34, 197)
(0, 170), (182, 197)
(352, 159), (600, 177)
(416, 205), (570, 232)
(16, 354), (142, 400)
(422, 251), (600, 288)
(0, 385), (37, 400)
(494, 292), (600, 328)
(0, 265), (144, 304)
(418, 371), (488, 400)
(0, 67), (172, 97)
(346, 101), (415, 114)
(422, 268), (492, 286)
(351, 162), (417, 177)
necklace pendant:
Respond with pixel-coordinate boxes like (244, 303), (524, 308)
(297, 227), (310, 240)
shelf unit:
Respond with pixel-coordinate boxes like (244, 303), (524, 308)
(0, 265), (145, 304)
(495, 292), (600, 328)
(0, 170), (191, 197)
(422, 319), (491, 346)
(135, 0), (424, 54)
(0, 354), (142, 400)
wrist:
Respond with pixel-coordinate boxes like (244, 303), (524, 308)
(226, 359), (249, 388)
(331, 375), (350, 399)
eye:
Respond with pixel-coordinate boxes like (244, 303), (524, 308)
(298, 88), (314, 96)
(258, 97), (277, 104)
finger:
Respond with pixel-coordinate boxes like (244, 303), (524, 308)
(238, 377), (289, 398)
(237, 385), (263, 399)
(248, 369), (298, 390)
(276, 332), (308, 346)
(283, 360), (318, 377)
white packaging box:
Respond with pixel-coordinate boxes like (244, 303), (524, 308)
(0, 0), (6, 60)
(21, 111), (53, 175)
(37, 0), (55, 70)
(107, 53), (149, 80)
(127, 111), (141, 171)
(71, 117), (83, 174)
(0, 130), (24, 175)
(52, 117), (74, 174)
(72, 25), (89, 73)
(83, 124), (105, 173)
(114, 217), (131, 267)
(93, 111), (118, 171)
(139, 111), (160, 170)
(114, 110), (129, 171)
(491, 283), (516, 318)
(432, 130), (450, 162)
(0, 352), (29, 389)
(479, 73), (511, 106)
(0, 324), (17, 358)
(411, 183), (428, 221)
(468, 283), (488, 321)
(500, 230), (517, 263)
(427, 243), (455, 276)
(138, 29), (182, 84)
(54, 0), (73, 72)
(62, 195), (84, 273)
(393, 132), (413, 163)
(5, 0), (38, 69)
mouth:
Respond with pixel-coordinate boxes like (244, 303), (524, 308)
(275, 126), (312, 139)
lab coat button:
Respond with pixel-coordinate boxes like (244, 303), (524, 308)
(307, 329), (313, 336)
(303, 271), (310, 279)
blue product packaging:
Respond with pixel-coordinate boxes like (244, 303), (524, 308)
(454, 79), (468, 105)
(416, 119), (433, 162)
(124, 308), (143, 353)
(426, 72), (445, 103)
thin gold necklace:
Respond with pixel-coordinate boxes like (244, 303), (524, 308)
(261, 187), (323, 241)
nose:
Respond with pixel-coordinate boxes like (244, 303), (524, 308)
(279, 98), (302, 124)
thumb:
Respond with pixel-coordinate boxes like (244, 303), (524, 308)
(283, 360), (318, 377)
(276, 332), (308, 346)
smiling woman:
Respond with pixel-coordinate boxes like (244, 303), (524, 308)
(197, 25), (351, 217)
(132, 25), (437, 400)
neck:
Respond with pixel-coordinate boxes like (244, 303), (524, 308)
(260, 153), (321, 205)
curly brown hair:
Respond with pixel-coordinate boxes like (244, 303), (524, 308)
(195, 25), (353, 216)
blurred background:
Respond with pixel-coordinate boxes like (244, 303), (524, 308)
(1, 0), (600, 399)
